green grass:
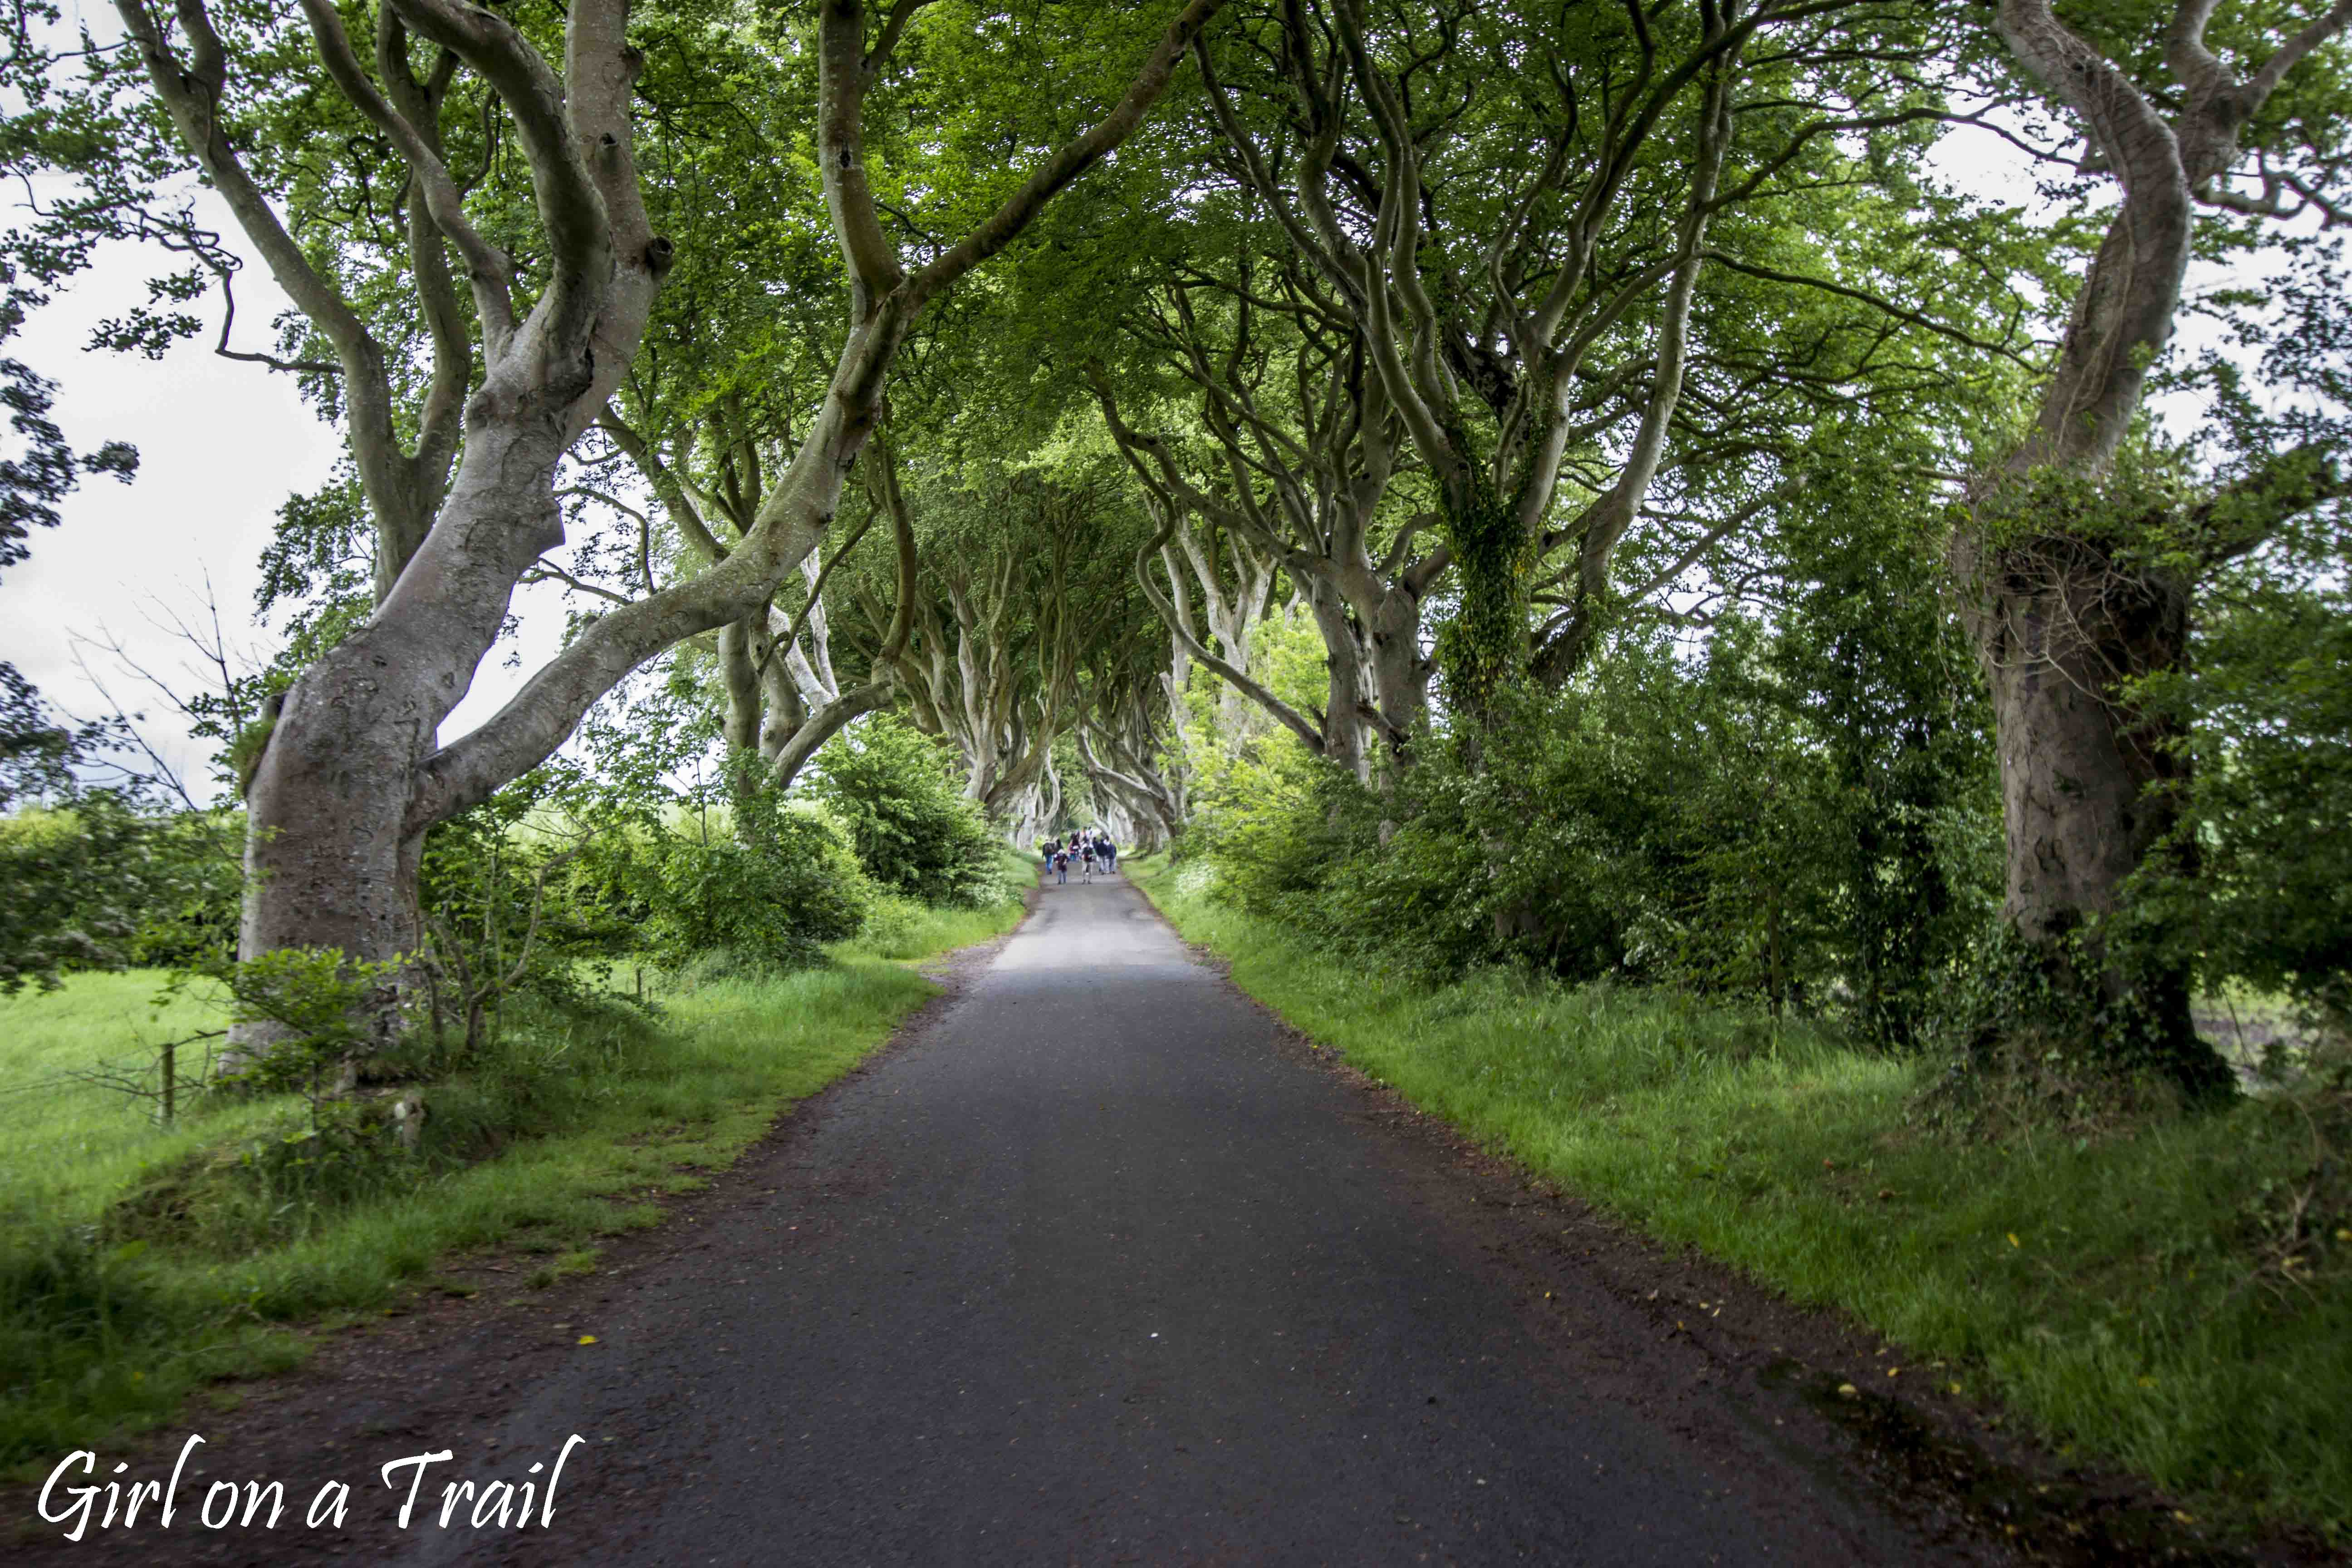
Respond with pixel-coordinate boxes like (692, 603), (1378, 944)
(1132, 855), (2352, 1545)
(856, 887), (1037, 960)
(0, 970), (274, 1233)
(0, 890), (1024, 1471)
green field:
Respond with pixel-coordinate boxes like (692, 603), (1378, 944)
(0, 892), (1024, 1472)
(1132, 857), (2352, 1545)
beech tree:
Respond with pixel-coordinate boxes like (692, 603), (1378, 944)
(1076, 642), (1188, 850)
(1185, 0), (1994, 723)
(1089, 257), (1446, 778)
(14, 0), (1227, 1050)
(849, 462), (1129, 816)
(1953, 0), (2352, 1090)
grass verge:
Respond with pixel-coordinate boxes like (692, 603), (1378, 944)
(1132, 855), (2351, 1546)
(0, 889), (1024, 1473)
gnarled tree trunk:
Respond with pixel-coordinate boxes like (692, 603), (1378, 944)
(1950, 523), (2216, 1087)
(1954, 533), (2191, 946)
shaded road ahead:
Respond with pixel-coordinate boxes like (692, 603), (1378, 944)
(423, 873), (1994, 1567)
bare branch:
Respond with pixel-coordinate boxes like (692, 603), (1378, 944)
(1703, 250), (2038, 365)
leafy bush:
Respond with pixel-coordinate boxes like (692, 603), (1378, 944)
(412, 769), (647, 1063)
(808, 715), (1007, 906)
(214, 947), (400, 1094)
(1184, 613), (1996, 1042)
(124, 813), (245, 969)
(642, 791), (873, 976)
(2130, 511), (2352, 1029)
(0, 803), (147, 994)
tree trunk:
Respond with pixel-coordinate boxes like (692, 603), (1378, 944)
(1304, 583), (1368, 781)
(1432, 476), (1529, 738)
(231, 407), (586, 1063)
(1967, 539), (2186, 943)
(1343, 561), (1434, 771)
(234, 664), (427, 1065)
(1954, 524), (2223, 1093)
(720, 618), (764, 754)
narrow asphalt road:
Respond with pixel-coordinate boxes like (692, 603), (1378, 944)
(389, 873), (1994, 1567)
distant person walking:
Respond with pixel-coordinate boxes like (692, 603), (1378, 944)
(1080, 838), (1097, 882)
(1096, 833), (1117, 874)
(1053, 846), (1069, 885)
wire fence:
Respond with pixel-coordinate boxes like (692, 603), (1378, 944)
(0, 1031), (225, 1127)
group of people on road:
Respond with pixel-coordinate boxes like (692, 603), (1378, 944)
(1042, 829), (1117, 886)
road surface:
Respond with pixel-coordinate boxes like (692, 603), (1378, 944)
(17, 873), (2031, 1566)
(422, 874), (1993, 1566)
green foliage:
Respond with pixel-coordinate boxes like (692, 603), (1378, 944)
(0, 801), (149, 996)
(2129, 508), (2352, 1029)
(808, 715), (1008, 906)
(1770, 497), (2002, 1045)
(1186, 611), (1997, 1044)
(216, 948), (397, 1083)
(0, 352), (138, 581)
(0, 801), (241, 994)
(110, 984), (655, 1260)
(0, 667), (210, 996)
(1916, 924), (2218, 1136)
(104, 947), (417, 1248)
(122, 815), (244, 971)
(412, 769), (646, 1066)
(642, 791), (872, 978)
(852, 866), (1033, 960)
(1432, 474), (1535, 728)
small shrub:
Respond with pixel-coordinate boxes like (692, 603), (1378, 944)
(414, 770), (648, 1067)
(808, 715), (1006, 906)
(857, 892), (931, 959)
(643, 799), (872, 976)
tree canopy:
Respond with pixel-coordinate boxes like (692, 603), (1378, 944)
(1, 0), (2347, 1084)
